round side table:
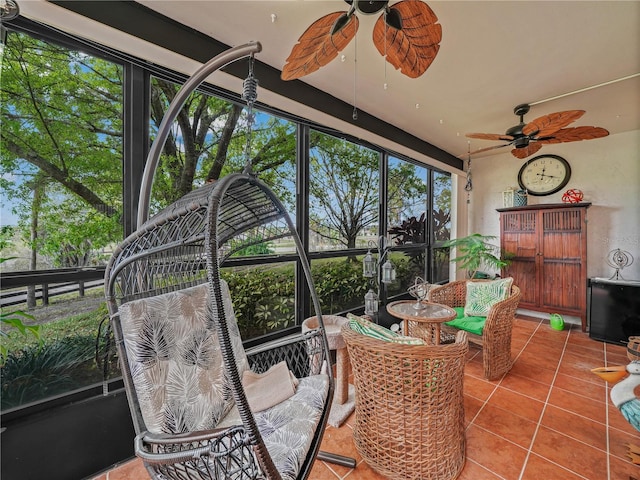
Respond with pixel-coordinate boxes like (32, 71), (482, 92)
(386, 300), (456, 345)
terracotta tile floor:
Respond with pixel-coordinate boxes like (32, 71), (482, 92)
(93, 315), (640, 480)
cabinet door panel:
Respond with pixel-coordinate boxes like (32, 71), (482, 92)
(543, 232), (582, 260)
(541, 262), (582, 310)
(506, 259), (538, 306)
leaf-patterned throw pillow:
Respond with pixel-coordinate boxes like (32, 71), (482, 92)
(464, 277), (513, 317)
(347, 313), (425, 345)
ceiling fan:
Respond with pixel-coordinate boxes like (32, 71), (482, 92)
(466, 104), (609, 159)
(281, 0), (442, 81)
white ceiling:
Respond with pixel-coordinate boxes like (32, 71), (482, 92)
(18, 1), (640, 168)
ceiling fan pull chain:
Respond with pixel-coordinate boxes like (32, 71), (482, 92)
(242, 54), (258, 174)
(465, 144), (472, 190)
(383, 8), (388, 90)
(352, 29), (358, 120)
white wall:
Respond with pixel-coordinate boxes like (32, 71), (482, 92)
(460, 129), (640, 281)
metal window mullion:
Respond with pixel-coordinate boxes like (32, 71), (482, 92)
(296, 124), (311, 323)
(426, 168), (435, 281)
(379, 151), (389, 305)
(123, 63), (150, 237)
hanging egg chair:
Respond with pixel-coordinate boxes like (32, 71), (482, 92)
(105, 41), (338, 480)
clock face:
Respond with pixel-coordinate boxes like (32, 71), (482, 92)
(517, 154), (571, 196)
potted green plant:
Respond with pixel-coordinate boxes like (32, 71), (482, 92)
(443, 233), (511, 279)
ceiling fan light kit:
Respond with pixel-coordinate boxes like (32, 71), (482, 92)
(281, 0), (442, 81)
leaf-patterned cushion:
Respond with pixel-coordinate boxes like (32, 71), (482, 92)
(464, 277), (513, 317)
(118, 281), (248, 434)
(347, 313), (425, 345)
(259, 374), (328, 480)
(219, 374), (329, 480)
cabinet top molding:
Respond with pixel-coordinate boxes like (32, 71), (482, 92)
(496, 202), (591, 213)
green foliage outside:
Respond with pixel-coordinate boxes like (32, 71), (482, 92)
(1, 301), (110, 410)
(0, 258), (41, 362)
(0, 255), (419, 409)
(1, 33), (124, 268)
(1, 335), (98, 409)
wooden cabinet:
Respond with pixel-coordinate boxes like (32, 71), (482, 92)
(497, 203), (590, 331)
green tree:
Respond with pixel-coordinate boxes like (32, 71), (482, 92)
(1, 33), (297, 268)
(147, 78), (297, 215)
(309, 132), (380, 249)
(1, 32), (123, 267)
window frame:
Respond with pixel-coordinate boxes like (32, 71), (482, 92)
(0, 16), (452, 412)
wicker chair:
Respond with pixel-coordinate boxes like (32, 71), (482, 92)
(342, 323), (468, 480)
(428, 280), (521, 381)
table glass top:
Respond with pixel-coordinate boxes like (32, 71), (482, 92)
(387, 301), (455, 318)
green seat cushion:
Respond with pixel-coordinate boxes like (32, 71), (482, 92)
(445, 307), (486, 336)
(347, 313), (425, 345)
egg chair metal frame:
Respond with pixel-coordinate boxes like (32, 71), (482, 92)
(105, 41), (338, 480)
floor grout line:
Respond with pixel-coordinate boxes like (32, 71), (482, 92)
(465, 457), (509, 480)
(517, 319), (569, 480)
(603, 341), (613, 480)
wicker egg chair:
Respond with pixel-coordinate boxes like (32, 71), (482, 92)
(342, 323), (468, 480)
(104, 42), (337, 480)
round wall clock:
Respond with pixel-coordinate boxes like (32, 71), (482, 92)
(517, 154), (571, 196)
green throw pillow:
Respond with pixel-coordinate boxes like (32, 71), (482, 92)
(347, 313), (425, 345)
(464, 277), (513, 317)
(446, 307), (486, 335)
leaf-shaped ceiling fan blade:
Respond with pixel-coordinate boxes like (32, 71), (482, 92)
(281, 12), (358, 81)
(466, 133), (515, 142)
(536, 126), (610, 144)
(511, 143), (543, 159)
(523, 110), (585, 137)
(457, 143), (513, 158)
(372, 0), (442, 78)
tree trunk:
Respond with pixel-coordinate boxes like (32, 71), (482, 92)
(27, 181), (45, 309)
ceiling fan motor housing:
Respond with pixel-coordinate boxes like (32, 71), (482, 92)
(508, 104), (533, 147)
(504, 124), (529, 148)
(346, 0), (390, 14)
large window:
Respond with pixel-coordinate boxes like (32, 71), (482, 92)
(308, 130), (379, 252)
(432, 170), (452, 282)
(387, 156), (451, 289)
(1, 30), (124, 409)
(0, 20), (451, 410)
(1, 31), (124, 270)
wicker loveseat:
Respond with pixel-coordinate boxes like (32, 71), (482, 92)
(342, 322), (468, 480)
(428, 280), (521, 381)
